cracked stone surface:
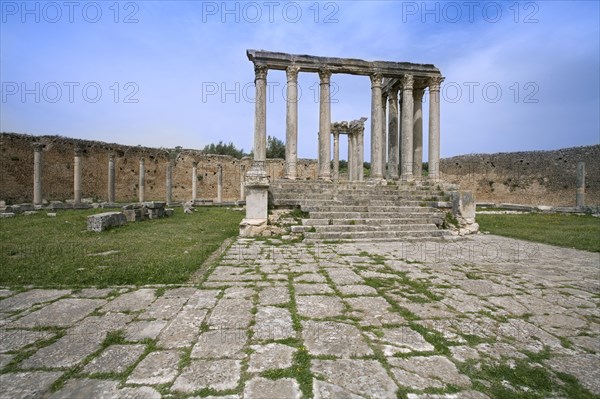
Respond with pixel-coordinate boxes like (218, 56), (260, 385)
(389, 355), (471, 388)
(172, 359), (241, 392)
(248, 343), (295, 372)
(259, 286), (290, 305)
(312, 359), (399, 398)
(0, 329), (54, 352)
(82, 344), (145, 374)
(253, 306), (295, 340)
(296, 295), (345, 318)
(49, 378), (161, 399)
(9, 298), (105, 328)
(192, 329), (247, 359)
(125, 319), (167, 341)
(0, 235), (598, 398)
(244, 377), (301, 399)
(302, 320), (372, 357)
(0, 371), (63, 398)
(127, 350), (180, 385)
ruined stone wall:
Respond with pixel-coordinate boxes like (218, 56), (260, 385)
(0, 133), (318, 204)
(440, 145), (600, 207)
(3, 133), (597, 207)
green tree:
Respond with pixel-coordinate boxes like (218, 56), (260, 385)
(200, 141), (245, 159)
(266, 135), (285, 159)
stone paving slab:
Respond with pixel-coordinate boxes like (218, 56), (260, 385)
(127, 350), (180, 385)
(0, 289), (70, 312)
(82, 344), (145, 374)
(0, 235), (599, 398)
(0, 371), (63, 398)
(172, 359), (241, 392)
(9, 298), (105, 328)
(0, 329), (54, 353)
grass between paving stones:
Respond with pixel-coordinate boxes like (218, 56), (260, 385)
(477, 213), (600, 252)
(259, 275), (313, 398)
(49, 329), (130, 392)
(1, 327), (66, 374)
(0, 207), (244, 287)
(462, 356), (598, 399)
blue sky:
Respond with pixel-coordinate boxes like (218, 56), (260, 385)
(1, 1), (598, 159)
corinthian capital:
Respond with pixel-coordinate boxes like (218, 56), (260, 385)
(402, 74), (414, 90)
(254, 64), (268, 81)
(428, 76), (444, 91)
(286, 66), (300, 82)
(370, 72), (383, 88)
(318, 68), (332, 84)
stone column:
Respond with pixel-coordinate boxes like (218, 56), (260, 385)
(358, 130), (365, 181)
(73, 146), (83, 205)
(333, 132), (340, 180)
(428, 76), (444, 181)
(254, 65), (268, 163)
(400, 75), (415, 181)
(382, 92), (388, 178)
(318, 69), (332, 180)
(108, 153), (116, 203)
(370, 73), (384, 180)
(387, 89), (400, 179)
(285, 66), (300, 179)
(217, 164), (223, 203)
(244, 64), (270, 227)
(240, 164), (246, 201)
(138, 158), (145, 203)
(347, 133), (354, 181)
(192, 162), (198, 201)
(166, 159), (173, 204)
(576, 161), (585, 208)
(32, 143), (44, 205)
(413, 88), (424, 178)
(351, 133), (359, 181)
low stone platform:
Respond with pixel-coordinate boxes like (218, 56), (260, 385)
(0, 235), (598, 398)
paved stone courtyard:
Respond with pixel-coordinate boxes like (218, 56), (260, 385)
(0, 234), (598, 398)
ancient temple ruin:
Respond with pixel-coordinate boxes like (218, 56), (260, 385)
(241, 49), (445, 233)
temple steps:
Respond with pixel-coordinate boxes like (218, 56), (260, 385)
(269, 180), (451, 241)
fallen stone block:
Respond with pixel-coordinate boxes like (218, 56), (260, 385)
(87, 212), (127, 232)
(165, 208), (174, 217)
(122, 209), (143, 222)
(122, 203), (144, 210)
(0, 213), (15, 218)
(143, 201), (166, 209)
(147, 208), (164, 219)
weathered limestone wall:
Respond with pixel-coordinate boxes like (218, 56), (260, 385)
(440, 145), (600, 207)
(0, 133), (317, 204)
(3, 133), (597, 207)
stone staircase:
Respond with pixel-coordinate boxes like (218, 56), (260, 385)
(269, 180), (452, 241)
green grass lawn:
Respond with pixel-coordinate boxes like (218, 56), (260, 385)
(0, 207), (244, 287)
(477, 213), (600, 252)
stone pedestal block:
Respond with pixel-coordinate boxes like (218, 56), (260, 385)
(451, 191), (476, 223)
(87, 212), (127, 232)
(241, 163), (270, 236)
(450, 190), (478, 235)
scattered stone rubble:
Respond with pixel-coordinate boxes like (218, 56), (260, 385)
(86, 201), (174, 232)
